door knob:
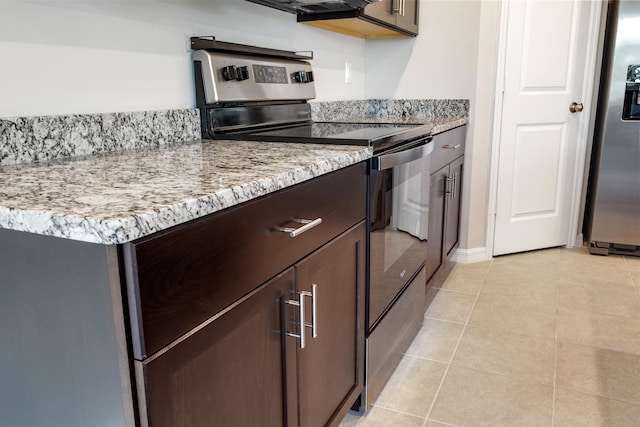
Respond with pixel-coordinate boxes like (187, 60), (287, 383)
(569, 102), (584, 113)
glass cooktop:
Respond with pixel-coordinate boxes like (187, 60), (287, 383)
(214, 122), (431, 153)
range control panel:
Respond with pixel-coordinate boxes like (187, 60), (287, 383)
(193, 50), (316, 104)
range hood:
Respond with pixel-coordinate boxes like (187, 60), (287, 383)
(247, 0), (376, 14)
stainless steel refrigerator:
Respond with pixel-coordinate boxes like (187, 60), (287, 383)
(587, 0), (640, 256)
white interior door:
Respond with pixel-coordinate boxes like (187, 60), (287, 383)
(493, 0), (595, 256)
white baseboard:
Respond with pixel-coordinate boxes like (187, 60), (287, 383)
(451, 247), (491, 264)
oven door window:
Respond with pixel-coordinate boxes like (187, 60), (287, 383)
(369, 154), (430, 330)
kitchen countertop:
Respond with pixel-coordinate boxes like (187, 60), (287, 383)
(0, 140), (371, 245)
(0, 111), (466, 246)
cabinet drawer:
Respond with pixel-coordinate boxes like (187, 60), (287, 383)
(123, 162), (366, 359)
(431, 125), (467, 172)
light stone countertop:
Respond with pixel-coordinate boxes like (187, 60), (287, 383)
(0, 140), (371, 245)
(316, 115), (468, 134)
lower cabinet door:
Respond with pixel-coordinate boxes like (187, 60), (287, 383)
(138, 269), (297, 427)
(426, 165), (447, 281)
(295, 223), (366, 427)
(445, 157), (464, 257)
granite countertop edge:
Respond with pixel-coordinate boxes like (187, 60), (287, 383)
(0, 140), (372, 245)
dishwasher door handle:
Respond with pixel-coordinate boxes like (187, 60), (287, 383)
(372, 136), (434, 171)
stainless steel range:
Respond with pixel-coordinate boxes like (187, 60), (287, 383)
(192, 36), (432, 410)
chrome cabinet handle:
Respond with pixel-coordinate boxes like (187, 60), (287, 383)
(452, 172), (457, 199)
(286, 284), (317, 349)
(446, 175), (454, 199)
(393, 0), (400, 13)
(301, 284), (317, 339)
(274, 217), (322, 237)
(443, 143), (461, 149)
(446, 173), (458, 199)
(286, 293), (306, 348)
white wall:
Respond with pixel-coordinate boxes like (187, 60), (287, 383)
(364, 0), (481, 99)
(0, 0), (367, 118)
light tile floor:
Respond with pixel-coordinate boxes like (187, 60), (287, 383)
(341, 247), (640, 426)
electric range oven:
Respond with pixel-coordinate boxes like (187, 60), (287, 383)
(192, 36), (432, 410)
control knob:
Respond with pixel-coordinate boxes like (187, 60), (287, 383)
(237, 66), (249, 81)
(292, 70), (313, 83)
(222, 65), (238, 81)
(222, 65), (250, 82)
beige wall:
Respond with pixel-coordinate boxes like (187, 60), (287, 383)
(463, 0), (502, 255)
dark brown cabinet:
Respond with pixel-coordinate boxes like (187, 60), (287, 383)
(124, 163), (367, 427)
(445, 156), (464, 257)
(297, 0), (419, 39)
(138, 223), (365, 427)
(363, 0), (419, 36)
(297, 224), (365, 427)
(426, 125), (466, 282)
(140, 269), (298, 427)
(426, 168), (446, 281)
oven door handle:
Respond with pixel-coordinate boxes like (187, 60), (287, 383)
(372, 136), (434, 171)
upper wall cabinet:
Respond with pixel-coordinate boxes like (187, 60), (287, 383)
(299, 0), (419, 38)
(248, 0), (420, 39)
(352, 0), (419, 37)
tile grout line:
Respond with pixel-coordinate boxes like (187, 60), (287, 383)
(554, 384), (640, 406)
(422, 316), (467, 325)
(420, 260), (494, 427)
(370, 396), (431, 420)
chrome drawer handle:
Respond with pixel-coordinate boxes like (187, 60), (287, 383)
(274, 217), (322, 237)
(443, 144), (461, 149)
